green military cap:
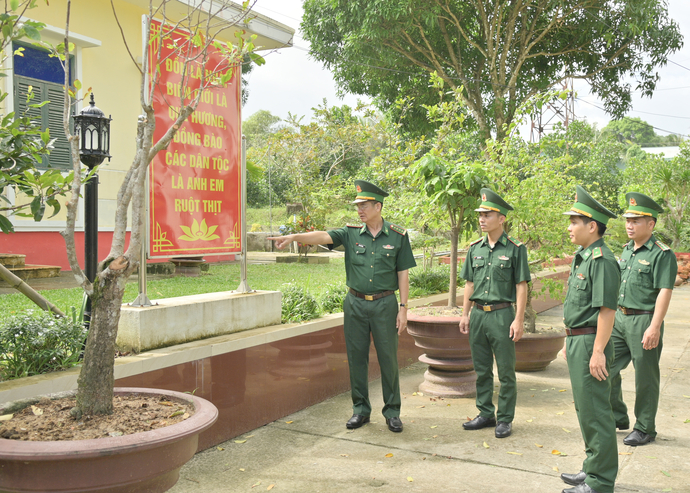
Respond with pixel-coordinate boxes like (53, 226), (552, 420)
(563, 185), (617, 225)
(353, 180), (389, 204)
(475, 188), (513, 216)
(622, 192), (664, 219)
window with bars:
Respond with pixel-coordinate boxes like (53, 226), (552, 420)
(12, 43), (74, 170)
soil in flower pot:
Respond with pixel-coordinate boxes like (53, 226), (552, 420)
(0, 395), (194, 441)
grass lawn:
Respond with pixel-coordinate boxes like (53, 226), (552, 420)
(0, 260), (348, 321)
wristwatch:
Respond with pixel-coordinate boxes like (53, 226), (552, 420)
(399, 303), (407, 308)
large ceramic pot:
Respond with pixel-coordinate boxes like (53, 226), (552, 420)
(406, 310), (476, 398)
(515, 330), (566, 372)
(0, 387), (218, 493)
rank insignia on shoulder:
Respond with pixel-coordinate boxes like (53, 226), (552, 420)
(498, 255), (509, 261)
(347, 223), (362, 228)
(470, 237), (483, 246)
(383, 244), (394, 250)
(577, 273), (586, 280)
(638, 259), (650, 265)
(389, 223), (406, 235)
(507, 235), (523, 247)
(592, 247), (603, 259)
(655, 240), (670, 251)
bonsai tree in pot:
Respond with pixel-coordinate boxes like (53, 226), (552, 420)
(405, 75), (490, 397)
(1, 2), (262, 492)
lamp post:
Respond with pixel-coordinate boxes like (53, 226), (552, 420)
(73, 94), (111, 327)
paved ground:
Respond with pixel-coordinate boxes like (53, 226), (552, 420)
(169, 285), (690, 493)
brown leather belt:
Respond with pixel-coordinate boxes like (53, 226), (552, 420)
(349, 288), (395, 301)
(565, 326), (597, 336)
(474, 302), (512, 312)
(618, 306), (654, 316)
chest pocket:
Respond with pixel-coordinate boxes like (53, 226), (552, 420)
(352, 244), (366, 265)
(493, 258), (513, 282)
(633, 263), (653, 287)
(572, 277), (589, 303)
(473, 258), (486, 270)
(376, 248), (396, 269)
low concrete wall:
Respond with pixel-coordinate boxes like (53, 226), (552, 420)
(116, 290), (281, 353)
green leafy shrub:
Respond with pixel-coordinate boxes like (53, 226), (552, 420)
(409, 264), (463, 298)
(0, 311), (87, 381)
(280, 283), (321, 323)
(319, 283), (348, 314)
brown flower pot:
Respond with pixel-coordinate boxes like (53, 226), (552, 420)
(406, 311), (476, 398)
(515, 330), (566, 372)
(0, 387), (218, 493)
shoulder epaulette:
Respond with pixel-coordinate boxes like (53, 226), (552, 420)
(623, 241), (631, 248)
(507, 235), (523, 247)
(592, 246), (603, 259)
(470, 237), (483, 246)
(655, 240), (671, 251)
(346, 223), (362, 228)
(389, 223), (407, 235)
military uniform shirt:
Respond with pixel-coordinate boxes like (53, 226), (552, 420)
(460, 232), (531, 304)
(328, 219), (416, 294)
(563, 238), (620, 329)
(618, 234), (677, 311)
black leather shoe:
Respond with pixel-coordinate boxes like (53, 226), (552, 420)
(560, 470), (586, 486)
(346, 414), (370, 429)
(386, 416), (403, 433)
(623, 429), (655, 446)
(562, 483), (599, 493)
(462, 415), (496, 430)
(495, 421), (512, 438)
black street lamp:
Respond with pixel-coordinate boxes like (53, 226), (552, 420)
(73, 94), (111, 326)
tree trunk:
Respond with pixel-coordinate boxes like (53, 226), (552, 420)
(75, 256), (130, 416)
(448, 225), (459, 308)
(523, 279), (537, 333)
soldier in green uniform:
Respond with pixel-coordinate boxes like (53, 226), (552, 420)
(268, 180), (416, 433)
(459, 188), (530, 439)
(559, 185), (620, 493)
(609, 193), (677, 446)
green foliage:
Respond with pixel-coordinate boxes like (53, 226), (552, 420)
(280, 283), (321, 323)
(302, 0), (683, 141)
(0, 310), (86, 381)
(409, 264), (463, 298)
(601, 117), (674, 147)
(318, 283), (348, 314)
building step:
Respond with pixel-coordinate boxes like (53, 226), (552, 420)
(1, 264), (61, 282)
(0, 254), (26, 268)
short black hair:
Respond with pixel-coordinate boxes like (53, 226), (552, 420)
(581, 216), (607, 237)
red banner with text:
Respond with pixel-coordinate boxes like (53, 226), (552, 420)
(148, 18), (241, 258)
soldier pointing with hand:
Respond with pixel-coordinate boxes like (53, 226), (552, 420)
(269, 180), (416, 433)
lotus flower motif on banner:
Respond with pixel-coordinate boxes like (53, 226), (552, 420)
(178, 219), (220, 241)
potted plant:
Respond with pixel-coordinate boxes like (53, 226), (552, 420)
(403, 76), (490, 397)
(0, 2), (260, 491)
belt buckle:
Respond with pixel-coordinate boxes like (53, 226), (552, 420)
(365, 295), (374, 301)
(483, 304), (492, 312)
(620, 307), (628, 315)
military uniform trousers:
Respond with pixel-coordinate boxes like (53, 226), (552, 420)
(610, 310), (664, 437)
(469, 307), (517, 423)
(567, 333), (618, 493)
(343, 291), (400, 418)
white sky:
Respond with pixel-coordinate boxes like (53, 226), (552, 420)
(243, 0), (690, 140)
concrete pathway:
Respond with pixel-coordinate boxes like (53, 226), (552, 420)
(169, 285), (690, 493)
